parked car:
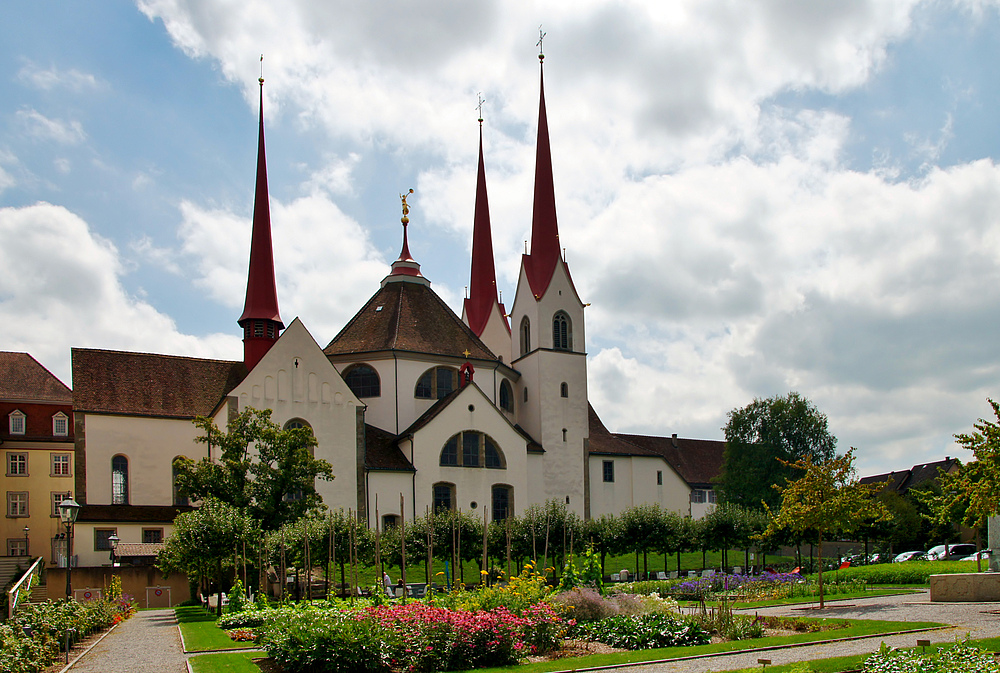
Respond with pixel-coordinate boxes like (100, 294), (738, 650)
(892, 550), (924, 562)
(924, 543), (977, 561)
(960, 550), (990, 562)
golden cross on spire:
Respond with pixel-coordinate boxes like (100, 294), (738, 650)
(537, 26), (546, 57)
(463, 349), (471, 358)
(259, 54), (264, 85)
(476, 92), (485, 124)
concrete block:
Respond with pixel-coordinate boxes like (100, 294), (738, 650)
(929, 572), (1000, 602)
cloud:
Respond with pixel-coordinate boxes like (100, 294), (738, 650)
(16, 109), (86, 145)
(174, 192), (389, 341)
(0, 203), (240, 384)
(16, 61), (101, 91)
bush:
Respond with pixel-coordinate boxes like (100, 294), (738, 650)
(571, 613), (709, 650)
(1, 597), (132, 673)
(818, 561), (977, 586)
(260, 607), (393, 673)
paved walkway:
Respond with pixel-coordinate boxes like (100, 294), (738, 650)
(66, 608), (187, 673)
(64, 591), (1000, 673)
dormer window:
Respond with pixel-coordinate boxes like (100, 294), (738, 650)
(53, 412), (68, 437)
(9, 410), (25, 435)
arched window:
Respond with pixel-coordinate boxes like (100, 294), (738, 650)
(519, 317), (531, 356)
(433, 482), (455, 513)
(499, 380), (514, 413)
(112, 455), (129, 505)
(344, 364), (381, 398)
(284, 418), (310, 431)
(552, 311), (571, 350)
(439, 431), (505, 469)
(415, 366), (458, 400)
(492, 484), (513, 521)
(172, 457), (188, 506)
(560, 382), (568, 398)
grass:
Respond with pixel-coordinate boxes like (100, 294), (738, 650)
(175, 606), (258, 653)
(188, 651), (262, 673)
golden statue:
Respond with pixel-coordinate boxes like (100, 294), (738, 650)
(400, 188), (414, 224)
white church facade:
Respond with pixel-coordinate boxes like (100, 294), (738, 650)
(67, 58), (723, 554)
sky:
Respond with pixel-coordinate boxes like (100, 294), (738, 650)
(3, 0), (1000, 479)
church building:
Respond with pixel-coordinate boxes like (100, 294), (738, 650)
(65, 55), (723, 558)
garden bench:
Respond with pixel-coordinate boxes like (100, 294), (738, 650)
(656, 572), (667, 580)
(611, 573), (620, 582)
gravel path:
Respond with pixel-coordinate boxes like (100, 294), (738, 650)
(605, 591), (1000, 673)
(67, 608), (187, 673)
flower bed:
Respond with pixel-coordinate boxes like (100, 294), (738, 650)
(256, 601), (568, 673)
(0, 595), (134, 673)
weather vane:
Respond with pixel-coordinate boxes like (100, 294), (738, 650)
(477, 92), (485, 124)
(400, 188), (414, 225)
(537, 26), (546, 58)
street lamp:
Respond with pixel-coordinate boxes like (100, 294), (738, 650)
(23, 525), (29, 558)
(58, 498), (81, 598)
(108, 533), (119, 566)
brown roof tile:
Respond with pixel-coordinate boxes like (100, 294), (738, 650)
(861, 457), (960, 494)
(77, 504), (192, 523)
(614, 432), (725, 487)
(116, 542), (165, 557)
(365, 424), (414, 471)
(0, 352), (72, 402)
(588, 404), (657, 457)
(324, 282), (497, 361)
(72, 348), (246, 418)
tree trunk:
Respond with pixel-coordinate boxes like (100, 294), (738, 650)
(818, 537), (825, 609)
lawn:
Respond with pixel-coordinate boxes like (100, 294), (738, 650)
(188, 651), (262, 673)
(175, 605), (258, 653)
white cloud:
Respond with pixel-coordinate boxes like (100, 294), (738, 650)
(174, 193), (389, 341)
(0, 203), (241, 384)
(17, 109), (86, 145)
(16, 61), (101, 91)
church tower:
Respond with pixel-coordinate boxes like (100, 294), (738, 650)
(238, 76), (284, 370)
(509, 51), (589, 516)
(462, 116), (511, 360)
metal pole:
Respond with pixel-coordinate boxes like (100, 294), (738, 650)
(65, 523), (73, 598)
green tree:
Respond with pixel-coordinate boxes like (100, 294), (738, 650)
(173, 408), (335, 530)
(918, 399), (1000, 531)
(157, 498), (259, 615)
(763, 448), (888, 608)
(719, 392), (838, 511)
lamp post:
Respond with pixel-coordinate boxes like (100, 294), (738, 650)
(108, 533), (119, 566)
(58, 498), (81, 599)
(23, 525), (29, 558)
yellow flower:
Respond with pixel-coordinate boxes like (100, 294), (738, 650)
(481, 570), (489, 575)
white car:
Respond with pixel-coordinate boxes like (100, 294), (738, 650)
(960, 550), (990, 562)
(892, 551), (924, 562)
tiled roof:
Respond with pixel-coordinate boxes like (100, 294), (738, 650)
(365, 424), (414, 471)
(72, 348), (246, 418)
(861, 457), (960, 494)
(77, 504), (192, 523)
(588, 404), (656, 457)
(615, 433), (725, 487)
(324, 282), (496, 361)
(0, 352), (72, 402)
(116, 542), (165, 558)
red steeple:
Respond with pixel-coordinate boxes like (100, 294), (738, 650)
(524, 54), (561, 299)
(238, 76), (283, 370)
(464, 123), (507, 336)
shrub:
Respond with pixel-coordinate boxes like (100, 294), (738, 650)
(572, 613), (709, 650)
(550, 586), (617, 622)
(259, 608), (393, 673)
(439, 561), (552, 614)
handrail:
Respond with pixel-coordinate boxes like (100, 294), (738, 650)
(7, 556), (44, 619)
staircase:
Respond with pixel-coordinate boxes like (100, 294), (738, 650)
(0, 557), (30, 591)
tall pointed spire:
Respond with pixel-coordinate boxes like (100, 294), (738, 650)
(525, 52), (561, 299)
(384, 189), (430, 286)
(238, 71), (284, 369)
(464, 118), (503, 336)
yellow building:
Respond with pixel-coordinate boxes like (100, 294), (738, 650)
(0, 352), (74, 565)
